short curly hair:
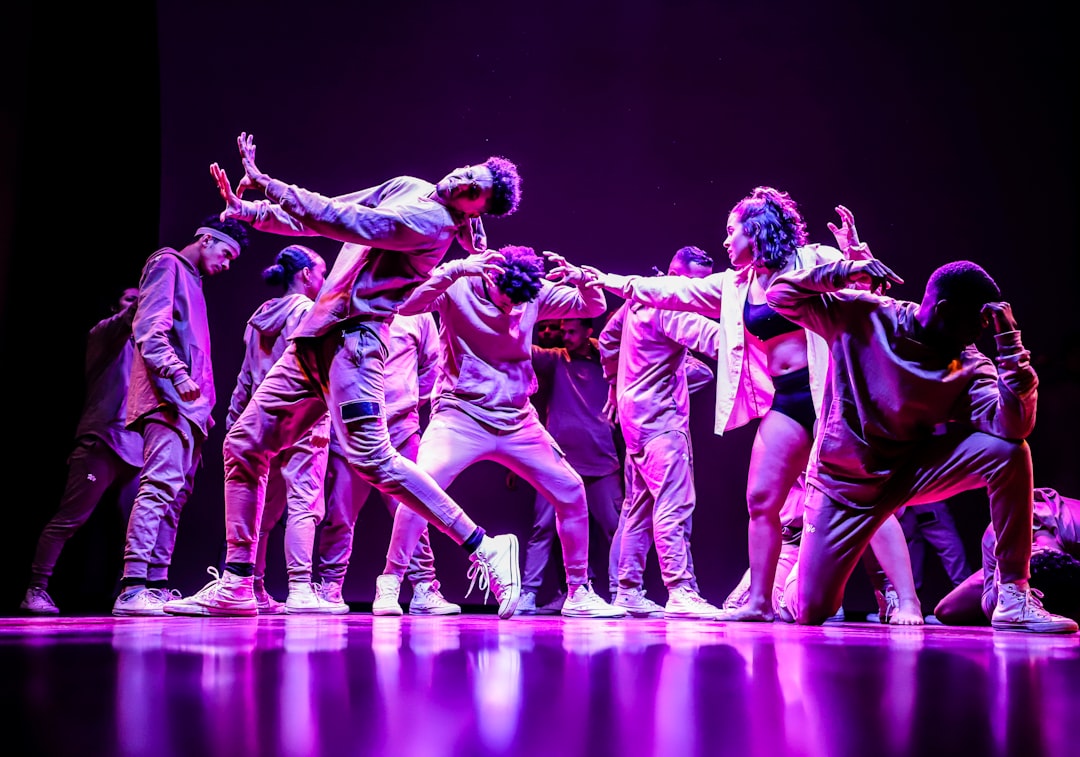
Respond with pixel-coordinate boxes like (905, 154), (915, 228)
(927, 260), (1001, 306)
(484, 156), (522, 217)
(730, 187), (808, 272)
(1030, 549), (1080, 620)
(494, 244), (544, 303)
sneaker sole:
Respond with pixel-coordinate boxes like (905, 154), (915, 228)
(562, 608), (629, 618)
(992, 620), (1079, 634)
(616, 607), (664, 618)
(163, 603), (257, 617)
(410, 606), (462, 615)
(372, 605), (404, 616)
(112, 608), (167, 617)
(285, 606), (348, 615)
(664, 610), (722, 620)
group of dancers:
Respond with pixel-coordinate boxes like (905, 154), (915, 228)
(22, 133), (1079, 634)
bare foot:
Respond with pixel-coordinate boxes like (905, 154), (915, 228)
(716, 604), (775, 623)
(889, 599), (925, 626)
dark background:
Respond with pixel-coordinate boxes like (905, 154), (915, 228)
(3, 1), (1076, 615)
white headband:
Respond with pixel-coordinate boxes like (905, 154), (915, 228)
(196, 227), (241, 256)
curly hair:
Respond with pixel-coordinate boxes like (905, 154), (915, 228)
(195, 214), (253, 254)
(927, 260), (1001, 306)
(1030, 549), (1080, 619)
(494, 245), (544, 303)
(731, 186), (808, 271)
(262, 244), (320, 290)
(484, 156), (522, 217)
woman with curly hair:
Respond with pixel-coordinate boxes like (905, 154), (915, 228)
(590, 187), (922, 624)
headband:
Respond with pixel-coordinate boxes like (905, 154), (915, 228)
(196, 227), (242, 257)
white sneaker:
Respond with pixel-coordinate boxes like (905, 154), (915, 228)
(409, 579), (461, 615)
(722, 569), (752, 611)
(466, 534), (521, 619)
(991, 582), (1079, 634)
(514, 591), (538, 616)
(614, 587), (665, 618)
(563, 582), (627, 618)
(162, 567), (257, 617)
(372, 574), (403, 616)
(315, 580), (351, 615)
(664, 585), (722, 620)
(113, 586), (167, 617)
(21, 586), (59, 615)
(286, 582), (346, 615)
(253, 579), (285, 615)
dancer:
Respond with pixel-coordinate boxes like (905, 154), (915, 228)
(113, 216), (251, 616)
(599, 245), (723, 618)
(316, 311), (461, 616)
(223, 244), (342, 614)
(587, 190), (922, 624)
(163, 133), (524, 618)
(374, 245), (625, 618)
(518, 317), (624, 614)
(22, 287), (141, 614)
(768, 254), (1077, 633)
(935, 486), (1080, 626)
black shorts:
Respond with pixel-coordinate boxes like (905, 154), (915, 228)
(771, 366), (815, 434)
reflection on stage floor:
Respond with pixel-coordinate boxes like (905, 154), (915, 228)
(3, 614), (1078, 757)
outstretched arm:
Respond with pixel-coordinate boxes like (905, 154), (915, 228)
(397, 249), (506, 316)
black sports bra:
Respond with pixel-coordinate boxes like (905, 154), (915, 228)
(744, 297), (801, 341)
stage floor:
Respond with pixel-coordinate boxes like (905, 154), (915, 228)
(3, 612), (1078, 757)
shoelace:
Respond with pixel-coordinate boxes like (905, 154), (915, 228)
(1023, 587), (1053, 618)
(193, 566), (224, 597)
(466, 558), (497, 606)
(679, 590), (710, 605)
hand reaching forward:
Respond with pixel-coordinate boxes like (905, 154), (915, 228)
(982, 301), (1018, 334)
(210, 163), (246, 222)
(828, 204), (874, 261)
(543, 250), (593, 286)
(846, 259), (904, 295)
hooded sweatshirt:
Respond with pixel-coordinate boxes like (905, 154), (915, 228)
(225, 292), (314, 431)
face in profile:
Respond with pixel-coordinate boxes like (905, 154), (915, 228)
(723, 210), (754, 268)
(200, 237), (240, 277)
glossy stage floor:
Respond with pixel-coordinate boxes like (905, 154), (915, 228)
(4, 612), (1078, 757)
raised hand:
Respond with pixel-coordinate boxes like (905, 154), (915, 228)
(461, 248), (506, 290)
(236, 132), (269, 196)
(543, 250), (592, 285)
(828, 204), (874, 261)
(210, 163), (245, 222)
(981, 301), (1018, 334)
(847, 259), (903, 295)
